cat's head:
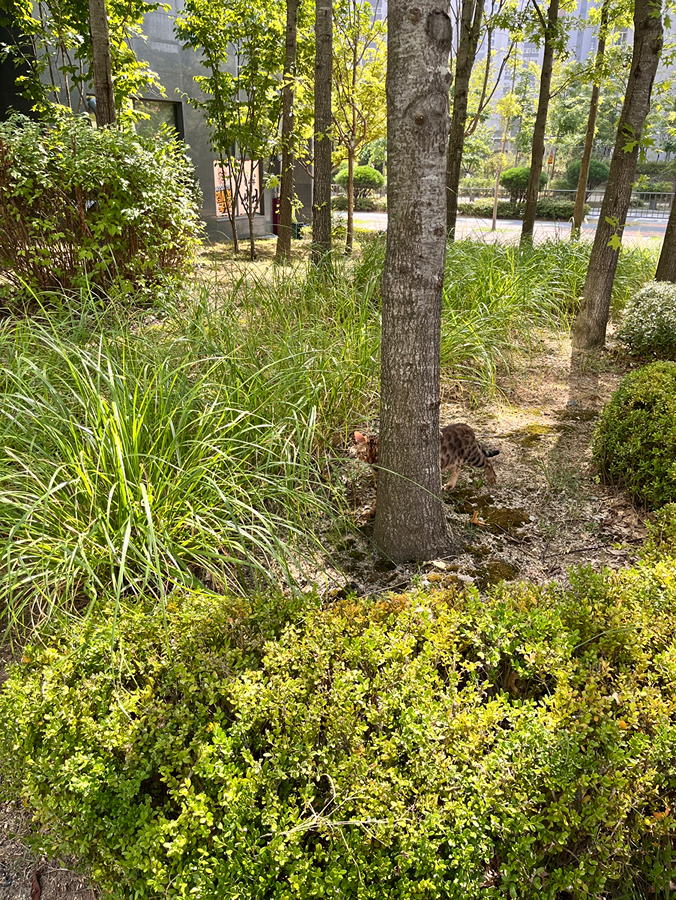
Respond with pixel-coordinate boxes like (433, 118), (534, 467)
(354, 431), (379, 464)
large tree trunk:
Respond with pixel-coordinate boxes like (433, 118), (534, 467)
(373, 0), (453, 562)
(275, 0), (299, 263)
(655, 194), (676, 281)
(312, 0), (333, 264)
(572, 0), (663, 350)
(88, 0), (116, 127)
(446, 0), (485, 241)
(520, 0), (559, 245)
(571, 0), (609, 238)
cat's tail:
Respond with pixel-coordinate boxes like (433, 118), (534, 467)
(483, 447), (500, 459)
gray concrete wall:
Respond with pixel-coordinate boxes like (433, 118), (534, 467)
(131, 0), (275, 241)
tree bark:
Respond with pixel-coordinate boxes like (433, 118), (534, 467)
(275, 0), (299, 263)
(571, 0), (609, 238)
(655, 194), (676, 281)
(88, 0), (116, 127)
(373, 0), (453, 562)
(312, 0), (333, 264)
(520, 0), (558, 245)
(345, 146), (355, 253)
(572, 0), (663, 350)
(446, 0), (484, 241)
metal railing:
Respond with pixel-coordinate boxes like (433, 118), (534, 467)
(452, 187), (674, 220)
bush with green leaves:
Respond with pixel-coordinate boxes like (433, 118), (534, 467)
(456, 198), (585, 222)
(334, 165), (385, 198)
(564, 158), (610, 190)
(0, 113), (202, 305)
(2, 560), (676, 899)
(331, 194), (376, 211)
(499, 166), (547, 205)
(592, 361), (676, 508)
(617, 281), (676, 360)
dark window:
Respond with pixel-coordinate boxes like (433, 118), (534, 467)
(134, 99), (184, 140)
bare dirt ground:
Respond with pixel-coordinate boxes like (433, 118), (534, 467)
(0, 327), (647, 900)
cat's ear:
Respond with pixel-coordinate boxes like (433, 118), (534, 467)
(354, 431), (366, 444)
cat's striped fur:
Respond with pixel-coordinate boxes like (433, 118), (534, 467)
(354, 424), (499, 496)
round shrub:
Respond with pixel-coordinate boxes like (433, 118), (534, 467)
(592, 361), (676, 507)
(334, 165), (384, 198)
(499, 166), (547, 205)
(0, 113), (202, 305)
(617, 281), (676, 360)
(564, 158), (610, 190)
(2, 579), (676, 899)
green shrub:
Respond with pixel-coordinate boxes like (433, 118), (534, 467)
(0, 113), (202, 306)
(564, 158), (610, 190)
(334, 165), (384, 198)
(617, 281), (676, 360)
(2, 569), (676, 899)
(457, 198), (519, 218)
(592, 361), (676, 508)
(455, 199), (588, 222)
(331, 195), (377, 211)
(499, 166), (547, 204)
(535, 198), (590, 221)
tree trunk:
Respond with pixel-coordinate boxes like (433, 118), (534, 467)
(312, 0), (333, 264)
(88, 0), (116, 127)
(571, 0), (609, 238)
(345, 147), (354, 253)
(373, 0), (453, 563)
(446, 0), (485, 241)
(275, 0), (299, 263)
(655, 194), (676, 281)
(572, 0), (663, 350)
(520, 0), (559, 245)
(492, 123), (509, 231)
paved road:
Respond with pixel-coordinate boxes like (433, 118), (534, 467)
(348, 211), (668, 246)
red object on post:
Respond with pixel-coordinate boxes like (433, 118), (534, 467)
(272, 197), (280, 235)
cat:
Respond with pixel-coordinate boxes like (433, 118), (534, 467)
(354, 424), (499, 515)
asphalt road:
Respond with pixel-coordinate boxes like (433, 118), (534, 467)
(347, 211), (668, 246)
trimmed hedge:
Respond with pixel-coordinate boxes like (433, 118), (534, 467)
(593, 360), (676, 508)
(331, 195), (377, 211)
(2, 557), (676, 898)
(456, 198), (589, 222)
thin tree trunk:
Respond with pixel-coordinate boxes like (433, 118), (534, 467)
(655, 192), (676, 281)
(373, 0), (453, 562)
(346, 147), (354, 253)
(275, 0), (299, 263)
(571, 0), (609, 238)
(221, 155), (239, 255)
(312, 0), (333, 264)
(520, 0), (559, 245)
(572, 0), (663, 350)
(492, 123), (509, 231)
(446, 0), (485, 241)
(88, 0), (116, 127)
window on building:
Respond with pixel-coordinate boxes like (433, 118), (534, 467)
(134, 99), (184, 140)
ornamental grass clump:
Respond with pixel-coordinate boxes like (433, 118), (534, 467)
(0, 311), (333, 634)
(0, 113), (202, 307)
(2, 560), (676, 899)
(617, 281), (676, 360)
(592, 360), (676, 508)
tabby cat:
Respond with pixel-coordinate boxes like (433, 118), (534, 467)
(354, 424), (499, 504)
